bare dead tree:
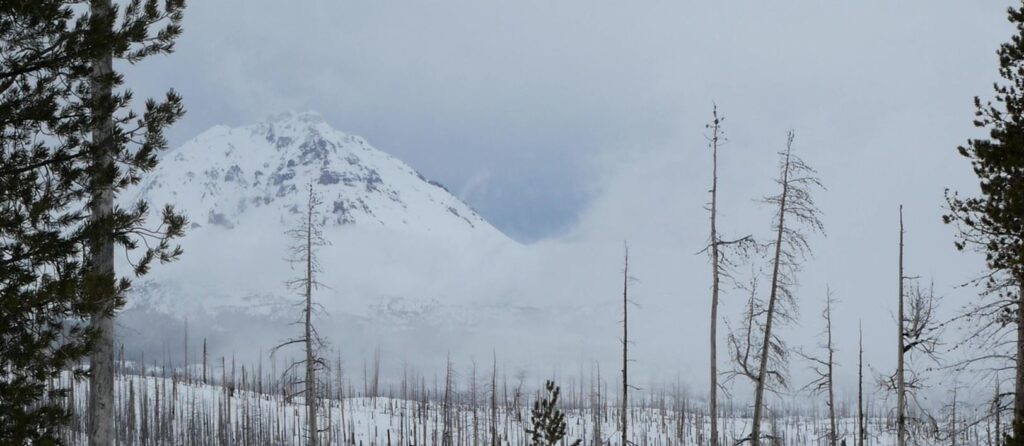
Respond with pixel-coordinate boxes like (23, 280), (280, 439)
(202, 338), (208, 385)
(896, 279), (943, 439)
(621, 244), (639, 446)
(492, 352), (499, 446)
(184, 318), (189, 384)
(997, 377), (1005, 446)
(795, 288), (838, 446)
(881, 210), (943, 446)
(271, 184), (329, 446)
(443, 353), (455, 446)
(622, 244), (630, 446)
(724, 265), (778, 413)
(748, 131), (825, 445)
(592, 361), (604, 445)
(953, 384), (959, 446)
(725, 266), (768, 391)
(945, 378), (962, 446)
(706, 104), (724, 446)
(858, 321), (866, 446)
(471, 359), (479, 446)
(701, 105), (755, 446)
(898, 206), (908, 446)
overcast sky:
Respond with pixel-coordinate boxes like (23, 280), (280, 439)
(124, 1), (1014, 242)
(119, 1), (1024, 399)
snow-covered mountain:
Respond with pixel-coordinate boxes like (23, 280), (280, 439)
(131, 110), (505, 240)
(117, 112), (664, 380)
(118, 112), (537, 358)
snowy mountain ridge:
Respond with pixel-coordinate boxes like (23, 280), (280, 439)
(116, 113), (626, 380)
(130, 110), (505, 240)
(119, 111), (522, 323)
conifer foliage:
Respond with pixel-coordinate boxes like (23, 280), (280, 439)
(944, 4), (1024, 444)
(0, 0), (186, 443)
(526, 380), (581, 446)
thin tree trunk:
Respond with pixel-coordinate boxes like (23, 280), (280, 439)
(444, 354), (453, 446)
(622, 246), (630, 446)
(88, 0), (116, 443)
(491, 352), (498, 446)
(708, 107), (722, 446)
(826, 297), (836, 446)
(952, 385), (959, 446)
(184, 318), (189, 384)
(897, 205), (906, 446)
(305, 200), (318, 446)
(858, 322), (865, 446)
(997, 377), (1003, 446)
(751, 146), (792, 445)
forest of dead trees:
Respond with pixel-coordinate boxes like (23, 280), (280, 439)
(44, 341), (1008, 446)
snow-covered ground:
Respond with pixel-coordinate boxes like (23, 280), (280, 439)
(54, 371), (993, 446)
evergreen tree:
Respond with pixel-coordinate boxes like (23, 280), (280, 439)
(526, 381), (581, 446)
(0, 1), (185, 443)
(944, 4), (1024, 444)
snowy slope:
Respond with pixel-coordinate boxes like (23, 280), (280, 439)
(130, 110), (503, 239)
(120, 112), (521, 326)
(115, 112), (680, 383)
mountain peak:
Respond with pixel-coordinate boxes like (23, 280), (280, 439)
(130, 114), (511, 242)
(265, 110), (325, 125)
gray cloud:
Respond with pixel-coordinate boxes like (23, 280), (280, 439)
(117, 0), (1020, 399)
(123, 1), (1013, 241)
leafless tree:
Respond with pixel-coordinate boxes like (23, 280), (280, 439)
(939, 378), (963, 446)
(996, 377), (1005, 445)
(621, 244), (639, 446)
(271, 184), (329, 446)
(858, 321), (866, 446)
(880, 209), (943, 446)
(726, 267), (763, 382)
(897, 206), (908, 446)
(749, 131), (825, 445)
(443, 353), (454, 446)
(706, 104), (724, 446)
(202, 338), (208, 384)
(471, 359), (479, 446)
(701, 105), (754, 446)
(889, 278), (942, 444)
(492, 352), (499, 446)
(796, 288), (838, 446)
